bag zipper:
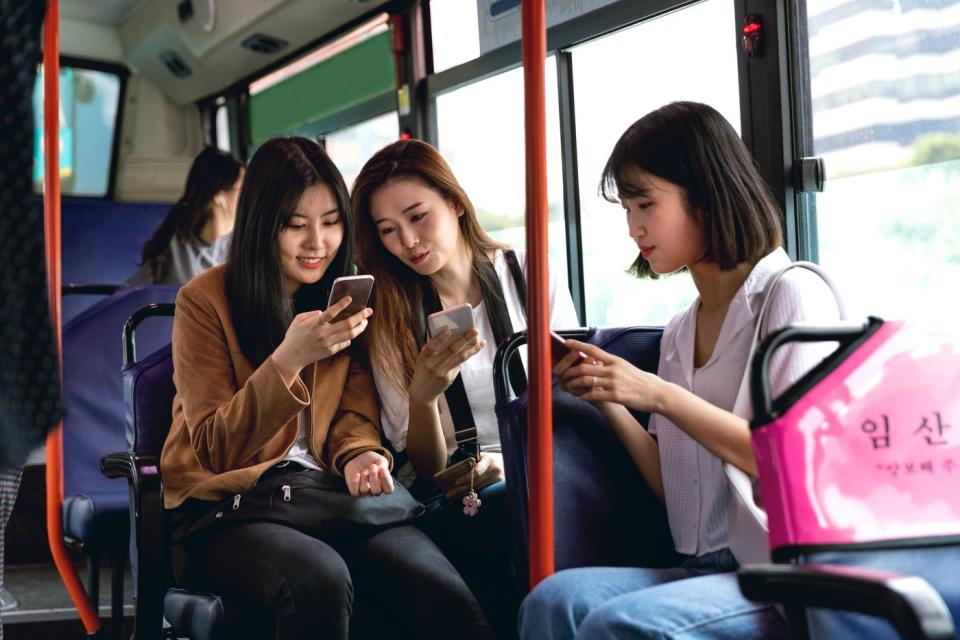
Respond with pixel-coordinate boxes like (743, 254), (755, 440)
(282, 484), (292, 502)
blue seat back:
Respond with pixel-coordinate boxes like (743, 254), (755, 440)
(123, 343), (175, 458)
(58, 198), (170, 323)
(62, 286), (178, 501)
(497, 326), (679, 593)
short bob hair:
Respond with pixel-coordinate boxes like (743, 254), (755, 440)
(600, 101), (783, 278)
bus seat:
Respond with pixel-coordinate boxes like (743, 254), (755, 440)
(103, 304), (274, 639)
(61, 286), (178, 638)
(57, 198), (169, 323)
(737, 319), (960, 639)
(494, 326), (680, 594)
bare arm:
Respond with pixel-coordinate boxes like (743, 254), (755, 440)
(405, 397), (449, 477)
(559, 340), (757, 477)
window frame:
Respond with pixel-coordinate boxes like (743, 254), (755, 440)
(208, 0), (805, 325)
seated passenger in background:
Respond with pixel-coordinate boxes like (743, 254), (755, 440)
(127, 146), (243, 285)
(519, 101), (843, 640)
(351, 139), (579, 638)
(161, 137), (491, 640)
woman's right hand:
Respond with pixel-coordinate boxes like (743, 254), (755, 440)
(408, 328), (485, 404)
(272, 296), (372, 383)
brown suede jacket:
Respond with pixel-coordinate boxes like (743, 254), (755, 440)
(160, 265), (388, 509)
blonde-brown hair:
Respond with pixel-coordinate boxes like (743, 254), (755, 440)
(351, 139), (506, 391)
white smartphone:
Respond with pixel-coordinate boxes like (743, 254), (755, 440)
(427, 303), (475, 339)
(326, 275), (374, 323)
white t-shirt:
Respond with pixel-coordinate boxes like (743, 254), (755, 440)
(649, 247), (843, 556)
(373, 249), (580, 457)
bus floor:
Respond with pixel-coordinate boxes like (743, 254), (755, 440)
(0, 563), (133, 639)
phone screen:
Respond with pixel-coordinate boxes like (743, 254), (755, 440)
(427, 303), (474, 339)
(550, 331), (585, 367)
(327, 276), (373, 323)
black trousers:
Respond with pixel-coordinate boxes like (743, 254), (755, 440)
(171, 483), (493, 640)
(417, 481), (520, 640)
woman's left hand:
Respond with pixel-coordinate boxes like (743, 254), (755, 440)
(558, 339), (670, 414)
(344, 451), (395, 497)
(452, 452), (504, 493)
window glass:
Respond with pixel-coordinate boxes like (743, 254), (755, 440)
(435, 60), (567, 288)
(33, 66), (122, 197)
(215, 103), (231, 153)
(249, 17), (393, 144)
(430, 0), (481, 73)
(805, 0), (960, 327)
(571, 0), (739, 326)
(324, 111), (399, 189)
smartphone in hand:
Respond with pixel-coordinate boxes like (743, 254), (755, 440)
(426, 303), (475, 339)
(549, 330), (586, 368)
(326, 275), (374, 323)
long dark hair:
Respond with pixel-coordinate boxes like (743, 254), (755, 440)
(140, 147), (243, 280)
(226, 137), (354, 367)
(601, 101), (783, 278)
(351, 139), (506, 391)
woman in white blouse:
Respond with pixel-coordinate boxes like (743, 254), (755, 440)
(351, 139), (578, 639)
(519, 102), (843, 640)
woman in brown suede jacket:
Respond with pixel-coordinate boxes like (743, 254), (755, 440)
(161, 137), (491, 640)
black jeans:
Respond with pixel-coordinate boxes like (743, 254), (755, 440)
(170, 468), (493, 640)
(417, 481), (520, 640)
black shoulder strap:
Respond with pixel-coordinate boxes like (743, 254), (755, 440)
(419, 282), (478, 460)
(497, 250), (527, 396)
(417, 250), (529, 464)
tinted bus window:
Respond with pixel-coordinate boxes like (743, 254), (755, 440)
(805, 0), (960, 327)
(571, 0), (739, 326)
(33, 66), (121, 197)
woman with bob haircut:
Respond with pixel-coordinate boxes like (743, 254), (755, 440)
(351, 139), (579, 638)
(128, 146), (244, 284)
(161, 137), (492, 640)
(519, 101), (843, 639)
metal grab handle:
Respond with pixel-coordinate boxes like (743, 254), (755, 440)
(493, 328), (592, 405)
(750, 317), (882, 423)
(122, 303), (176, 367)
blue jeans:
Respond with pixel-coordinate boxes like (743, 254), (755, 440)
(519, 549), (784, 640)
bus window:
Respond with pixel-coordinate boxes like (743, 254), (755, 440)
(32, 65), (122, 198)
(435, 60), (567, 278)
(248, 15), (393, 146)
(325, 111), (400, 189)
(215, 102), (230, 153)
(430, 0), (481, 73)
(571, 0), (739, 327)
(802, 0), (960, 328)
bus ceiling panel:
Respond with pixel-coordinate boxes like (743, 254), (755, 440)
(114, 0), (391, 106)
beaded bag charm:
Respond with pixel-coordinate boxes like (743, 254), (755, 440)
(462, 457), (482, 516)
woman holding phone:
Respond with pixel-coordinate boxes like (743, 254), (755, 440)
(161, 137), (491, 640)
(519, 102), (843, 639)
(351, 139), (579, 637)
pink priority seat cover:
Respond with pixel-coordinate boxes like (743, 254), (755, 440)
(753, 320), (960, 550)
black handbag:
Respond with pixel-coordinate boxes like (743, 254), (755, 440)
(176, 466), (425, 543)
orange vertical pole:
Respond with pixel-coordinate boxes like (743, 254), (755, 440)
(522, 0), (554, 588)
(42, 0), (103, 633)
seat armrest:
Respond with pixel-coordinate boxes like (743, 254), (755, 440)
(738, 563), (955, 640)
(101, 451), (166, 640)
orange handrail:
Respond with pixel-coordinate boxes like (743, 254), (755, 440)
(42, 0), (103, 633)
(521, 0), (554, 588)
